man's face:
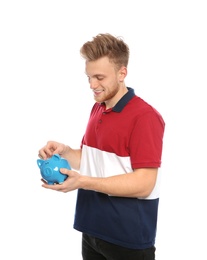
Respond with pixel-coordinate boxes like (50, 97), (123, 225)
(85, 57), (125, 108)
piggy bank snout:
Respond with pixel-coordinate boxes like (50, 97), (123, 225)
(42, 166), (53, 176)
(40, 161), (57, 177)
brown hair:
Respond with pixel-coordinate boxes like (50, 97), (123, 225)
(80, 33), (130, 70)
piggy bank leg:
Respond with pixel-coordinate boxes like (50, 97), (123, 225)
(47, 181), (54, 185)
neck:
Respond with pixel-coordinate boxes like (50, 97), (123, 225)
(105, 85), (128, 109)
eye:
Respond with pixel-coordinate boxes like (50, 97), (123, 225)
(87, 75), (104, 82)
(97, 76), (104, 81)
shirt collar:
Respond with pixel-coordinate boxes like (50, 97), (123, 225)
(112, 87), (135, 112)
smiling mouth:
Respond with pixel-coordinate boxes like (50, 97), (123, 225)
(93, 90), (103, 96)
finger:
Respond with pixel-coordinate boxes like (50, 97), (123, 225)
(60, 168), (71, 176)
(42, 182), (63, 191)
(38, 148), (53, 160)
(38, 153), (44, 159)
(41, 178), (47, 184)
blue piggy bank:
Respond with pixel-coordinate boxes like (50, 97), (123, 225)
(37, 154), (71, 185)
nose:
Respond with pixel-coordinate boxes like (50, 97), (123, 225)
(89, 78), (99, 89)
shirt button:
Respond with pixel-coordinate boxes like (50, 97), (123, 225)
(99, 119), (102, 123)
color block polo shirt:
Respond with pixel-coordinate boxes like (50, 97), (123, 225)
(73, 87), (165, 249)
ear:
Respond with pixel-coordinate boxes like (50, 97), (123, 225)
(119, 66), (127, 82)
(37, 159), (43, 168)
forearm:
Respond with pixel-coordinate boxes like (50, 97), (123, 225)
(62, 146), (82, 171)
(79, 168), (158, 198)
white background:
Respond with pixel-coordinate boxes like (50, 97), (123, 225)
(0, 0), (206, 259)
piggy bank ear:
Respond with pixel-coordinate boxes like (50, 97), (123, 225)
(53, 154), (61, 161)
(37, 159), (43, 168)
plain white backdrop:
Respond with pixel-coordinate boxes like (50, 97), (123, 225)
(0, 1), (206, 259)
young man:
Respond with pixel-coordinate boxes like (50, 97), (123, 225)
(38, 33), (165, 260)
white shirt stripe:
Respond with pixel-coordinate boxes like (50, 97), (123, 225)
(80, 145), (161, 199)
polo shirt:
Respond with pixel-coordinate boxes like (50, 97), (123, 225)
(73, 87), (165, 249)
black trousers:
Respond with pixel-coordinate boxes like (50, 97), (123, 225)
(82, 233), (156, 260)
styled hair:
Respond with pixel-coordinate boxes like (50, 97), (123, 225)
(80, 33), (129, 70)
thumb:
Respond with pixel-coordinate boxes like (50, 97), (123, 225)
(60, 168), (71, 176)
